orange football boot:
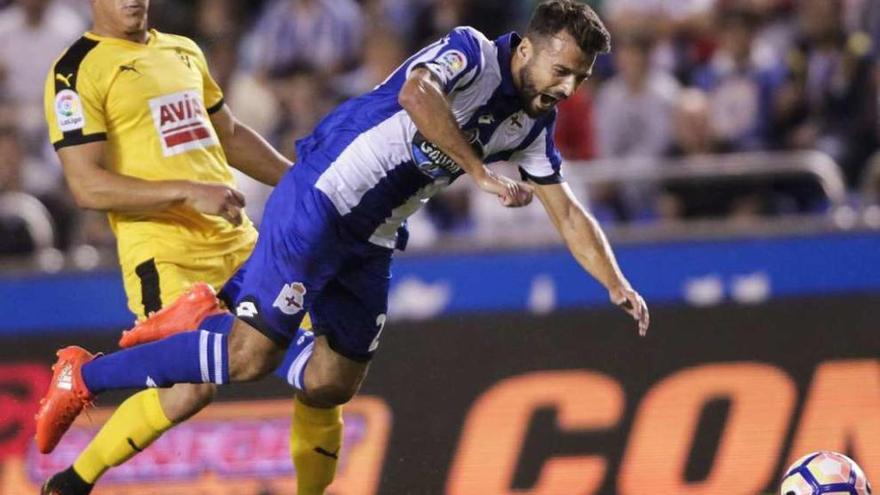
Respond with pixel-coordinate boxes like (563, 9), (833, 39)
(118, 282), (225, 348)
(35, 346), (97, 454)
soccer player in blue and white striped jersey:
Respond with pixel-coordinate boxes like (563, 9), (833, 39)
(36, 2), (651, 470)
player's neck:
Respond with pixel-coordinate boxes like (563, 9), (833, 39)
(510, 50), (524, 93)
(91, 22), (149, 44)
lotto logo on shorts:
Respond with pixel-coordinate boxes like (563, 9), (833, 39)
(149, 90), (218, 156)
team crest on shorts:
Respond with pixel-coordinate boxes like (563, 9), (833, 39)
(273, 282), (307, 315)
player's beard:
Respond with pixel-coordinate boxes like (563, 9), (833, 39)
(123, 13), (147, 35)
(517, 63), (556, 118)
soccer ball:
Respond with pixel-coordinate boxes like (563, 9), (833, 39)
(780, 451), (872, 495)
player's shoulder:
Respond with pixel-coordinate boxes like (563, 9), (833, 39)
(49, 34), (103, 79)
(153, 30), (203, 54)
(448, 26), (492, 47)
(446, 26), (496, 71)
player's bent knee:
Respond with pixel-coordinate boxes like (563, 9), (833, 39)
(304, 379), (359, 407)
(184, 383), (216, 409)
(227, 318), (284, 382)
(300, 336), (369, 406)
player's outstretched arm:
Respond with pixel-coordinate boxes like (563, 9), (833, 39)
(210, 104), (291, 186)
(532, 180), (650, 335)
(399, 68), (533, 206)
(58, 140), (247, 225)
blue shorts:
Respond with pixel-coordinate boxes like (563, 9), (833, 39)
(221, 168), (392, 362)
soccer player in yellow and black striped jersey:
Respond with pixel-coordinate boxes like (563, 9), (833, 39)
(40, 1), (341, 494)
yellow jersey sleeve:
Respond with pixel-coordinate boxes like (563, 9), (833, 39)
(44, 36), (107, 150)
(199, 53), (225, 114)
(177, 35), (224, 113)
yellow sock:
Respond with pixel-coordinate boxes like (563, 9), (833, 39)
(291, 396), (343, 495)
(72, 389), (173, 483)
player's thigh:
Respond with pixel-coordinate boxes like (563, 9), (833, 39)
(226, 226), (341, 350)
(310, 250), (391, 365)
(123, 256), (231, 319)
(226, 315), (287, 381)
(122, 258), (189, 319)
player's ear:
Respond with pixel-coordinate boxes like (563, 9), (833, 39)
(519, 37), (534, 62)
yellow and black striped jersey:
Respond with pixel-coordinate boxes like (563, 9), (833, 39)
(44, 29), (256, 263)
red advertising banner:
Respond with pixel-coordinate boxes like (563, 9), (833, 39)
(1, 396), (390, 495)
(0, 364), (51, 464)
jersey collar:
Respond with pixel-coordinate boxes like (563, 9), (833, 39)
(495, 32), (521, 98)
(84, 28), (156, 48)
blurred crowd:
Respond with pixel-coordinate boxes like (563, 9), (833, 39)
(1, 0), (879, 257)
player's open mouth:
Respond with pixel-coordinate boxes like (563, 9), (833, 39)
(539, 94), (558, 107)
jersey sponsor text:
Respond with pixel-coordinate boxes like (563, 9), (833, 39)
(149, 90), (217, 156)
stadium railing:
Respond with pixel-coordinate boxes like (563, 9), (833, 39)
(857, 150), (880, 229)
(0, 191), (55, 251)
(435, 150), (855, 252)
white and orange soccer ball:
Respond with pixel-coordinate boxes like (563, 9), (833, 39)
(780, 451), (872, 495)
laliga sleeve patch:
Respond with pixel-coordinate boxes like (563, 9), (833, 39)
(55, 89), (86, 132)
(435, 49), (467, 80)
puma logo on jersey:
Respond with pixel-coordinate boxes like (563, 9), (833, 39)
(55, 72), (73, 87)
(119, 63), (141, 75)
(149, 90), (217, 157)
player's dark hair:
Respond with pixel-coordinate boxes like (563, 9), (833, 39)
(527, 0), (611, 55)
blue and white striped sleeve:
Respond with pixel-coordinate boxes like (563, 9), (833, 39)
(409, 26), (485, 94)
(513, 114), (564, 185)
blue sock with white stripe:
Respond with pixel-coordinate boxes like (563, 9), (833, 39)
(190, 313), (307, 388)
(274, 328), (315, 391)
(81, 330), (228, 394)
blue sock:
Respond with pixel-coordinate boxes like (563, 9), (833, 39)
(81, 330), (229, 394)
(274, 328), (315, 391)
(199, 313), (234, 334)
(184, 313), (307, 391)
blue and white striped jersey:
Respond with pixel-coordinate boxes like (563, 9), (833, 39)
(294, 27), (563, 250)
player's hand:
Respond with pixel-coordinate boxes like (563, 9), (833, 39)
(183, 181), (246, 226)
(475, 168), (533, 207)
(609, 284), (649, 336)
